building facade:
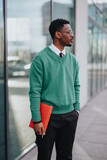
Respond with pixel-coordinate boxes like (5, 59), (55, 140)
(0, 0), (107, 159)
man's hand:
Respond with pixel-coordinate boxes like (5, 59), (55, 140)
(76, 110), (79, 114)
(33, 122), (45, 135)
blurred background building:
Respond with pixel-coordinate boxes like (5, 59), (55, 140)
(0, 0), (107, 159)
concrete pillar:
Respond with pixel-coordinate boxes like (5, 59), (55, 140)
(75, 0), (88, 108)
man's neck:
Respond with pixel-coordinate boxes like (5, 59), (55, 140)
(53, 42), (64, 51)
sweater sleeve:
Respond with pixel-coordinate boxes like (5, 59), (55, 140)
(29, 60), (43, 122)
(74, 62), (80, 111)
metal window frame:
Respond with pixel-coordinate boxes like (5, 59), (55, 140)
(3, 0), (9, 159)
(89, 16), (107, 34)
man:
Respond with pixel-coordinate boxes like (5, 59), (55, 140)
(29, 18), (80, 160)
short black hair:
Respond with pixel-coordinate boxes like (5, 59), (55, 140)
(49, 18), (70, 40)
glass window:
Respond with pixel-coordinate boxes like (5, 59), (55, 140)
(103, 15), (107, 29)
(88, 4), (96, 21)
(103, 3), (107, 28)
(7, 0), (51, 159)
(88, 1), (106, 28)
(96, 8), (103, 26)
(103, 33), (107, 87)
(106, 35), (107, 85)
(92, 27), (98, 95)
(104, 34), (107, 85)
(88, 20), (107, 99)
(97, 29), (102, 91)
(88, 22), (93, 98)
(0, 0), (5, 159)
(95, 27), (99, 93)
(88, 1), (107, 99)
(53, 0), (75, 53)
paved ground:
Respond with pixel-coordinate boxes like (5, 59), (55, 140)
(73, 87), (107, 160)
(19, 87), (107, 160)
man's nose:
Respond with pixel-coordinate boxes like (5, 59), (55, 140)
(70, 34), (74, 39)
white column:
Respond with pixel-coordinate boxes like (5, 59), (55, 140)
(75, 0), (88, 108)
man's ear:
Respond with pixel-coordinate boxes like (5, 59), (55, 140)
(55, 31), (61, 39)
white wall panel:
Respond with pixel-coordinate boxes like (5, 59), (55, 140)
(75, 0), (88, 108)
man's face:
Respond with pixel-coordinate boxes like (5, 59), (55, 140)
(58, 24), (74, 47)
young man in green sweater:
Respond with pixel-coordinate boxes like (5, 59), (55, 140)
(29, 18), (80, 160)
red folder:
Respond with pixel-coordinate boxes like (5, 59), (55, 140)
(29, 103), (53, 132)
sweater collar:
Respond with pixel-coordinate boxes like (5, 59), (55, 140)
(46, 47), (67, 63)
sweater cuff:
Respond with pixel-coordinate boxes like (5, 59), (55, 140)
(33, 120), (42, 124)
(31, 111), (41, 122)
(73, 103), (80, 111)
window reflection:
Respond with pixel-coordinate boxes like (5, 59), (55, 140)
(88, 0), (107, 99)
(88, 23), (107, 98)
(92, 27), (98, 95)
(88, 4), (96, 21)
(7, 0), (51, 159)
(88, 0), (107, 29)
(88, 22), (93, 98)
(103, 34), (107, 86)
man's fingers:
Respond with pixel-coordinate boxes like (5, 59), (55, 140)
(41, 125), (45, 135)
(34, 122), (45, 135)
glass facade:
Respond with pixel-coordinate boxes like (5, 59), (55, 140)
(88, 0), (107, 99)
(7, 0), (51, 159)
(0, 0), (5, 159)
(88, 0), (107, 29)
(5, 0), (75, 159)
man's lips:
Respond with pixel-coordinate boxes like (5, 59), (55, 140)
(70, 35), (74, 42)
(70, 39), (74, 43)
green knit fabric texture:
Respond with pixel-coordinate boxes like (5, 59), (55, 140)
(29, 47), (80, 122)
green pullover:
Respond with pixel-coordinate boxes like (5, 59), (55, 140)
(29, 47), (80, 122)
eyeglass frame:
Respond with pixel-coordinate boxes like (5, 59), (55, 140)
(59, 30), (73, 36)
(58, 30), (74, 40)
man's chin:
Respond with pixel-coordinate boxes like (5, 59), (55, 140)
(67, 43), (72, 47)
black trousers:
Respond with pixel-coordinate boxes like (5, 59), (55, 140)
(35, 109), (79, 160)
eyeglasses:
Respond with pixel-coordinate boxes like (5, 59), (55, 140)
(59, 30), (73, 36)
